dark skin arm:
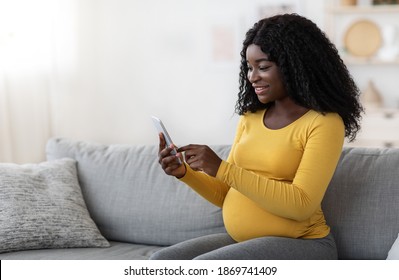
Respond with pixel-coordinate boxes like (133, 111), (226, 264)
(158, 133), (222, 178)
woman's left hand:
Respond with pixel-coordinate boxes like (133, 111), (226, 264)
(177, 145), (222, 177)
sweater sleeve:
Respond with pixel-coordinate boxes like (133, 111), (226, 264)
(216, 114), (345, 221)
(178, 117), (245, 207)
(179, 164), (229, 207)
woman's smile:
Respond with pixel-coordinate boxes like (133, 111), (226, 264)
(254, 85), (270, 95)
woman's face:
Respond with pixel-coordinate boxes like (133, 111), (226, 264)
(246, 44), (288, 104)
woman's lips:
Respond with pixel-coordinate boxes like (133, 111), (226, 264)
(254, 85), (270, 95)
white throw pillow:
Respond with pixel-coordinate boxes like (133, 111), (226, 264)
(387, 233), (399, 260)
(0, 158), (109, 254)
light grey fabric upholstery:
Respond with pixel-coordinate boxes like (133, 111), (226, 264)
(0, 158), (109, 254)
(45, 138), (228, 246)
(0, 241), (162, 260)
(322, 147), (399, 259)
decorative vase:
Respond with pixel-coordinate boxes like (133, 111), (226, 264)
(378, 24), (399, 61)
(341, 0), (357, 5)
(361, 80), (383, 109)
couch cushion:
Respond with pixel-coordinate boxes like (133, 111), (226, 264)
(46, 138), (228, 246)
(0, 158), (110, 254)
(322, 147), (399, 259)
(0, 241), (161, 260)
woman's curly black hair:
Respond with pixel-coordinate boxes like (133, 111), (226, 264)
(236, 14), (363, 141)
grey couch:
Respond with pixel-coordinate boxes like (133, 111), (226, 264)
(1, 138), (399, 260)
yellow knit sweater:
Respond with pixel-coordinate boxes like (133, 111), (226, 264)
(180, 109), (344, 242)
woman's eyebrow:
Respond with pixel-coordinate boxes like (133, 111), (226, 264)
(246, 58), (270, 63)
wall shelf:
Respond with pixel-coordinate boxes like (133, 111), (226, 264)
(344, 107), (399, 148)
(343, 56), (399, 65)
(328, 4), (399, 14)
(326, 2), (399, 65)
(327, 1), (399, 148)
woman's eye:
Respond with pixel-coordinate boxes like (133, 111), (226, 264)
(259, 66), (270, 71)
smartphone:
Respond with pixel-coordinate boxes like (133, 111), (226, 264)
(151, 116), (181, 163)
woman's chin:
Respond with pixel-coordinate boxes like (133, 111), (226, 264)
(257, 96), (271, 104)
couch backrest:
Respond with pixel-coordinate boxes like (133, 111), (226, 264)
(323, 147), (399, 259)
(46, 138), (230, 246)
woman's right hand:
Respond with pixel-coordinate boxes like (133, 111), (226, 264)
(158, 133), (186, 178)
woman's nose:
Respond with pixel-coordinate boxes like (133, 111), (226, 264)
(248, 70), (260, 83)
